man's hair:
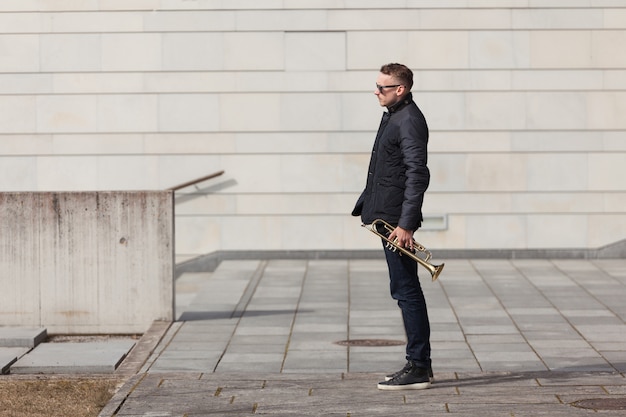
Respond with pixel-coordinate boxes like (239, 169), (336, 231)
(380, 63), (413, 90)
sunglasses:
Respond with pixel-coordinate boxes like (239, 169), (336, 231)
(376, 84), (402, 93)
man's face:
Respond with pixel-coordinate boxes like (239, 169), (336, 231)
(374, 72), (403, 108)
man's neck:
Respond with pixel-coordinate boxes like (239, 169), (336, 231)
(387, 92), (412, 113)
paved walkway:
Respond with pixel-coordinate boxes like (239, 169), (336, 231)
(101, 258), (626, 416)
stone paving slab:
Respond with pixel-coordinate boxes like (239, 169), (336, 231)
(0, 326), (47, 347)
(145, 259), (626, 376)
(101, 371), (626, 416)
(11, 340), (135, 374)
(96, 258), (626, 416)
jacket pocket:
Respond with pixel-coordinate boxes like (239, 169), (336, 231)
(376, 178), (404, 212)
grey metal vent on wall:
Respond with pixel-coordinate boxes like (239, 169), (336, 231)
(421, 214), (447, 231)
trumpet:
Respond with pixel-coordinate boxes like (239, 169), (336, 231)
(362, 218), (444, 281)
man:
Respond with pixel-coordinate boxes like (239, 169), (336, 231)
(352, 63), (432, 390)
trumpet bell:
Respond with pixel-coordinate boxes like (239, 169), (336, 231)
(427, 262), (445, 282)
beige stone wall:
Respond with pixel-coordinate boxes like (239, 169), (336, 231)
(0, 1), (624, 261)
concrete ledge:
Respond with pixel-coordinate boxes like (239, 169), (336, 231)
(11, 340), (136, 374)
(0, 327), (47, 348)
(176, 239), (626, 275)
(0, 348), (29, 374)
(115, 321), (172, 377)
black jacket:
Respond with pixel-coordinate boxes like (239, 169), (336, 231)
(352, 93), (430, 230)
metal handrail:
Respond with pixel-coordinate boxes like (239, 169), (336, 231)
(168, 170), (225, 191)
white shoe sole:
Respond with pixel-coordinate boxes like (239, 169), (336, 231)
(377, 381), (431, 391)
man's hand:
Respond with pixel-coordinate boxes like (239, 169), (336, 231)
(388, 226), (414, 251)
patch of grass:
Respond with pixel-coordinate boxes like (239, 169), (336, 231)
(0, 378), (121, 417)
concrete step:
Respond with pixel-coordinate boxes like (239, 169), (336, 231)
(0, 326), (47, 348)
(0, 347), (30, 374)
(0, 326), (47, 373)
(11, 340), (136, 374)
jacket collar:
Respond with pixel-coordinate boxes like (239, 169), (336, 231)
(386, 92), (413, 114)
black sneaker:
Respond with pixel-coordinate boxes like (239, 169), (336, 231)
(378, 362), (431, 390)
(385, 362), (433, 381)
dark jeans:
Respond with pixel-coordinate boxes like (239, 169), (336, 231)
(382, 240), (432, 370)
